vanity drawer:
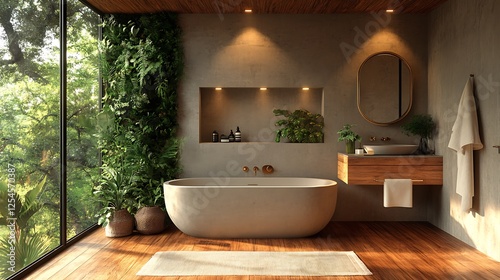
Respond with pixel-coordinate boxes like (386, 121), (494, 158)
(337, 153), (443, 185)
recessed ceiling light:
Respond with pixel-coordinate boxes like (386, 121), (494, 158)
(302, 87), (310, 91)
(244, 9), (252, 13)
(215, 87), (222, 91)
(260, 87), (267, 91)
(386, 9), (394, 13)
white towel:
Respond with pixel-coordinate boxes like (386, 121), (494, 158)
(448, 76), (483, 212)
(383, 179), (413, 208)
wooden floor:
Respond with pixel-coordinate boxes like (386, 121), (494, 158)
(26, 222), (500, 280)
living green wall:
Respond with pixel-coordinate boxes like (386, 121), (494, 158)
(100, 13), (183, 208)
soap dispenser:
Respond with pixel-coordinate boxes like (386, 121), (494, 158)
(228, 130), (235, 142)
(212, 130), (219, 142)
(235, 126), (241, 142)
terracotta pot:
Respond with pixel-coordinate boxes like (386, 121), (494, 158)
(135, 206), (166, 235)
(105, 209), (134, 238)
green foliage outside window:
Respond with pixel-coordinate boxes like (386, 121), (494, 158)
(0, 0), (100, 277)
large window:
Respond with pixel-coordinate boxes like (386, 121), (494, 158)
(0, 1), (100, 278)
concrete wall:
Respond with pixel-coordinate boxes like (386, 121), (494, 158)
(178, 13), (429, 221)
(428, 0), (500, 261)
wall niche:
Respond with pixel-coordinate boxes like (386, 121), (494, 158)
(199, 87), (324, 143)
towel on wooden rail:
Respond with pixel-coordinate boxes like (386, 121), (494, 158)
(383, 179), (412, 208)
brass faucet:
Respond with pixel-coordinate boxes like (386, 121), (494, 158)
(242, 166), (249, 172)
(253, 166), (259, 176)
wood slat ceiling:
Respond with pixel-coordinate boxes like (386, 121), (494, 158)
(83, 0), (449, 15)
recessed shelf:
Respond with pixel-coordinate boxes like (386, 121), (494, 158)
(199, 87), (324, 143)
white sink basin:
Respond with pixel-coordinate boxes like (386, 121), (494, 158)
(363, 144), (418, 155)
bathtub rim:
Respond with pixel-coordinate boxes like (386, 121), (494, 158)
(164, 177), (338, 188)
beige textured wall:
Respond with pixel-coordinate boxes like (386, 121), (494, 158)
(178, 13), (430, 221)
(428, 0), (500, 261)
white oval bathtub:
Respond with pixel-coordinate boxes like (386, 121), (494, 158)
(163, 177), (337, 238)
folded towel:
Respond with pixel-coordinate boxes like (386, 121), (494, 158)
(383, 179), (413, 208)
(448, 76), (483, 212)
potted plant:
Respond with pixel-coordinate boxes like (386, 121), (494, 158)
(401, 114), (436, 155)
(134, 186), (167, 235)
(337, 124), (361, 154)
(273, 109), (324, 143)
(93, 166), (138, 237)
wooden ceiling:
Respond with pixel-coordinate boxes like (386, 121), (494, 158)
(83, 0), (449, 15)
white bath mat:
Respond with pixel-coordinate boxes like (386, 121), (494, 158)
(136, 251), (372, 276)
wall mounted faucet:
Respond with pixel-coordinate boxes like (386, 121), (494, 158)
(253, 166), (259, 176)
(381, 137), (391, 142)
(242, 166), (249, 173)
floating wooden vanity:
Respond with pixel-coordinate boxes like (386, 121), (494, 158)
(337, 153), (443, 185)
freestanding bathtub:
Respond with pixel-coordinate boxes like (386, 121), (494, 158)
(163, 177), (337, 238)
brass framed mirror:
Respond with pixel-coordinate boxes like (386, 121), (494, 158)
(357, 52), (412, 126)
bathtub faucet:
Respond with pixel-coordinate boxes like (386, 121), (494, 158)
(253, 166), (259, 176)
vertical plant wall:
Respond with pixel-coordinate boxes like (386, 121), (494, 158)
(99, 13), (183, 209)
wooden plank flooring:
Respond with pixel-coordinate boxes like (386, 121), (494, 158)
(26, 222), (500, 280)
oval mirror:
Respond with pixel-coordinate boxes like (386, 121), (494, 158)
(357, 52), (412, 126)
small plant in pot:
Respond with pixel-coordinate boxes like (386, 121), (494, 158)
(93, 166), (138, 238)
(273, 109), (324, 143)
(134, 186), (167, 235)
(337, 124), (361, 154)
(401, 114), (436, 155)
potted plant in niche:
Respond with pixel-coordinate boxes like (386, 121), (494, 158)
(93, 165), (138, 237)
(401, 114), (436, 155)
(273, 109), (324, 143)
(337, 124), (361, 154)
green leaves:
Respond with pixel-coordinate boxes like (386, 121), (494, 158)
(401, 114), (436, 139)
(96, 13), (183, 217)
(337, 124), (361, 143)
(273, 109), (324, 143)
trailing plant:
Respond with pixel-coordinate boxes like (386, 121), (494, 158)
(273, 109), (324, 143)
(98, 13), (183, 213)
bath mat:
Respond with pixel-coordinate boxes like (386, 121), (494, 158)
(136, 251), (372, 276)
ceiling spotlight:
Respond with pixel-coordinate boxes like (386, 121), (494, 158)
(215, 87), (222, 91)
(244, 9), (252, 13)
(260, 87), (267, 91)
(386, 9), (394, 13)
(302, 87), (310, 91)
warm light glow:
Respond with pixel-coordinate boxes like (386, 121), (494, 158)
(244, 9), (252, 13)
(260, 87), (267, 91)
(302, 87), (310, 91)
(215, 87), (222, 91)
(386, 9), (394, 13)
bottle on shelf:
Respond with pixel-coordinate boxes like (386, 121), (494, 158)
(220, 134), (229, 143)
(228, 130), (235, 142)
(212, 130), (219, 142)
(235, 126), (241, 142)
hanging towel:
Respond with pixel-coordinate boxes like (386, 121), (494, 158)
(383, 179), (413, 208)
(448, 76), (483, 212)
